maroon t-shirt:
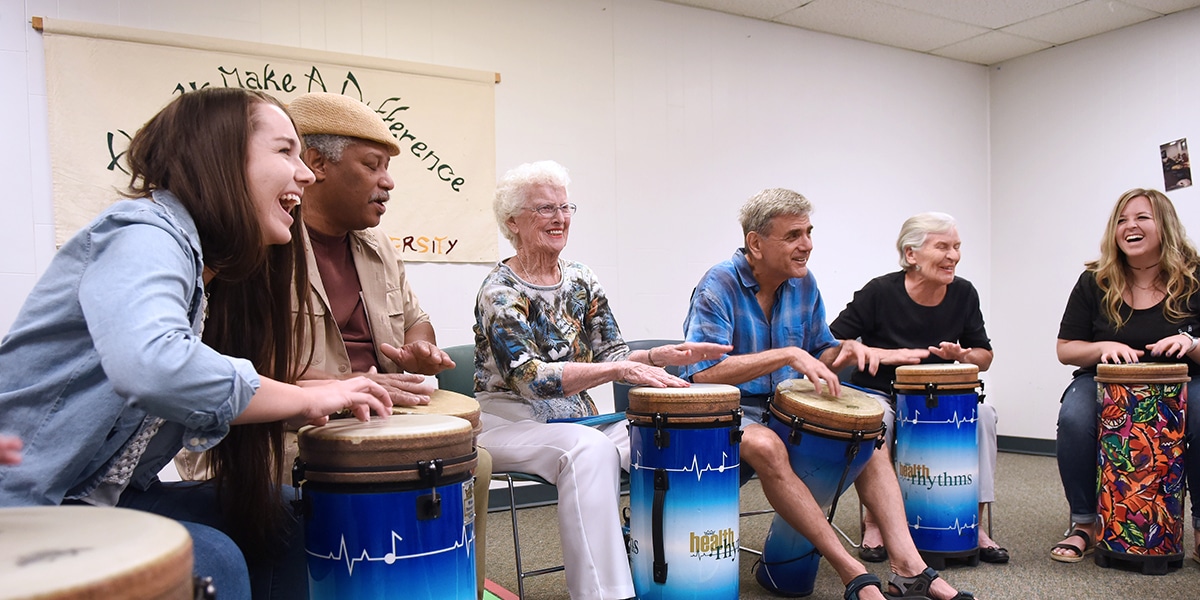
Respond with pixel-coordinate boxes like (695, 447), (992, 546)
(307, 226), (378, 373)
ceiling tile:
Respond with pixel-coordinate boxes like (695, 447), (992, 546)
(775, 0), (988, 52)
(871, 0), (1081, 29)
(1002, 0), (1162, 44)
(930, 30), (1054, 65)
(1121, 0), (1200, 14)
(658, 0), (810, 21)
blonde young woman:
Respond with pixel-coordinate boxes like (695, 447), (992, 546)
(1051, 188), (1200, 563)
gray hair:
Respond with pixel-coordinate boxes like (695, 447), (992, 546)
(494, 160), (571, 247)
(739, 188), (812, 238)
(896, 212), (958, 270)
(302, 134), (354, 163)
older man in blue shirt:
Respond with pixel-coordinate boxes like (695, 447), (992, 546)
(682, 188), (973, 600)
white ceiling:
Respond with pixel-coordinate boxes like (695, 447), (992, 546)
(659, 0), (1200, 65)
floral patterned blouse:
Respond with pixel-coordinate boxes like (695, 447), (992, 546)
(473, 259), (630, 423)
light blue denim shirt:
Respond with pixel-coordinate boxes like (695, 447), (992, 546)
(0, 190), (260, 506)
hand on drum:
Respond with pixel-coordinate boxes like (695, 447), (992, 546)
(647, 342), (732, 367)
(927, 342), (970, 363)
(619, 361), (690, 388)
(361, 367), (436, 407)
(829, 339), (879, 378)
(381, 341), (456, 376)
(794, 346), (842, 396)
(1096, 341), (1144, 365)
(1146, 333), (1195, 359)
(295, 376), (393, 426)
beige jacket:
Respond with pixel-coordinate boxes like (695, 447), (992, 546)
(297, 225), (430, 376)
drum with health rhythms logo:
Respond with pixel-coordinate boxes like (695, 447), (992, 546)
(626, 383), (743, 600)
(892, 363), (982, 568)
(295, 414), (478, 599)
(754, 378), (885, 597)
(1094, 362), (1189, 575)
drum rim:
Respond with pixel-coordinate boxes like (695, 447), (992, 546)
(767, 402), (885, 441)
(1095, 362), (1191, 383)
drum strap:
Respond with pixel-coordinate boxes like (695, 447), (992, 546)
(653, 468), (670, 584)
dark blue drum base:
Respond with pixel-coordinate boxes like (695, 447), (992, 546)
(1095, 548), (1184, 575)
(918, 547), (980, 570)
(753, 553), (818, 597)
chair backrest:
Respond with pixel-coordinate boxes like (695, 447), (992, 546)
(612, 339), (683, 413)
(436, 343), (478, 397)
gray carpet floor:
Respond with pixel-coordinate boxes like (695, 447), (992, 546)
(482, 452), (1200, 599)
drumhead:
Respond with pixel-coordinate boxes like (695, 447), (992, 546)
(1096, 362), (1190, 384)
(0, 506), (193, 600)
(772, 378), (884, 439)
(627, 383), (742, 424)
(391, 389), (482, 435)
(893, 363), (980, 391)
(298, 414), (477, 483)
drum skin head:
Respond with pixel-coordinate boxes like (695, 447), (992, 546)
(391, 389), (482, 435)
(627, 383), (742, 424)
(0, 506), (194, 600)
(893, 363), (980, 391)
(1096, 362), (1190, 384)
(772, 378), (884, 438)
(298, 414), (476, 483)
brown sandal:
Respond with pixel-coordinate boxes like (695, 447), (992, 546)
(1050, 528), (1094, 563)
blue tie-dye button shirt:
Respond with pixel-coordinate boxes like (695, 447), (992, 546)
(681, 249), (839, 398)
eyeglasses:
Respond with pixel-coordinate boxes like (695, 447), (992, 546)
(528, 203), (577, 217)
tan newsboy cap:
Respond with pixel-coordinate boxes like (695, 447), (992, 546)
(288, 92), (400, 156)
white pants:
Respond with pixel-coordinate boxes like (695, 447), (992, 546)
(874, 396), (999, 503)
(479, 417), (633, 600)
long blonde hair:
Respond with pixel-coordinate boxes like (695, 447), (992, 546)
(1086, 188), (1200, 329)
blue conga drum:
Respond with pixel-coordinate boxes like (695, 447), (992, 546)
(626, 383), (743, 600)
(755, 379), (885, 596)
(295, 414), (478, 599)
(893, 363), (981, 568)
(1094, 363), (1189, 575)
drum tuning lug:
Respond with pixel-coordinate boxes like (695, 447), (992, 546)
(193, 576), (216, 600)
(978, 393), (987, 404)
(291, 457), (305, 488)
(418, 459), (445, 485)
(654, 428), (671, 449)
(417, 491), (443, 520)
(924, 382), (939, 409)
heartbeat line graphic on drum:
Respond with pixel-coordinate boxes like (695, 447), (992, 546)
(908, 515), (978, 535)
(629, 451), (739, 481)
(897, 410), (977, 428)
(307, 523), (474, 576)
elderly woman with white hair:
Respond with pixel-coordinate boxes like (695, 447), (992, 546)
(829, 212), (1005, 564)
(473, 160), (728, 600)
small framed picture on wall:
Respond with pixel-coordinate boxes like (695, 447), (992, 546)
(1161, 138), (1191, 191)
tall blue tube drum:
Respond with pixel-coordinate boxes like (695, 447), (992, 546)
(627, 383), (743, 600)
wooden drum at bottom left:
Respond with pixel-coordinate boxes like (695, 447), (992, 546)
(0, 505), (206, 600)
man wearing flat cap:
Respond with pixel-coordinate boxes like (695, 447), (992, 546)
(288, 92), (492, 598)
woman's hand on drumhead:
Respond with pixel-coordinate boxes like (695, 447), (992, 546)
(926, 342), (968, 363)
(619, 361), (690, 388)
(303, 376), (393, 422)
(360, 367), (435, 407)
(650, 342), (732, 367)
(1096, 341), (1143, 365)
(1146, 334), (1192, 359)
(829, 340), (879, 377)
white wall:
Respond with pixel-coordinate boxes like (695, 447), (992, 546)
(1, 0), (990, 414)
(989, 7), (1200, 440)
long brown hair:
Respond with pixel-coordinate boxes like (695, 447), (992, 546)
(1087, 188), (1200, 329)
(125, 88), (314, 558)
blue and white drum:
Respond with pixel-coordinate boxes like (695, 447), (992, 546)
(893, 363), (981, 565)
(626, 383), (743, 600)
(755, 378), (885, 597)
(296, 414), (478, 599)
